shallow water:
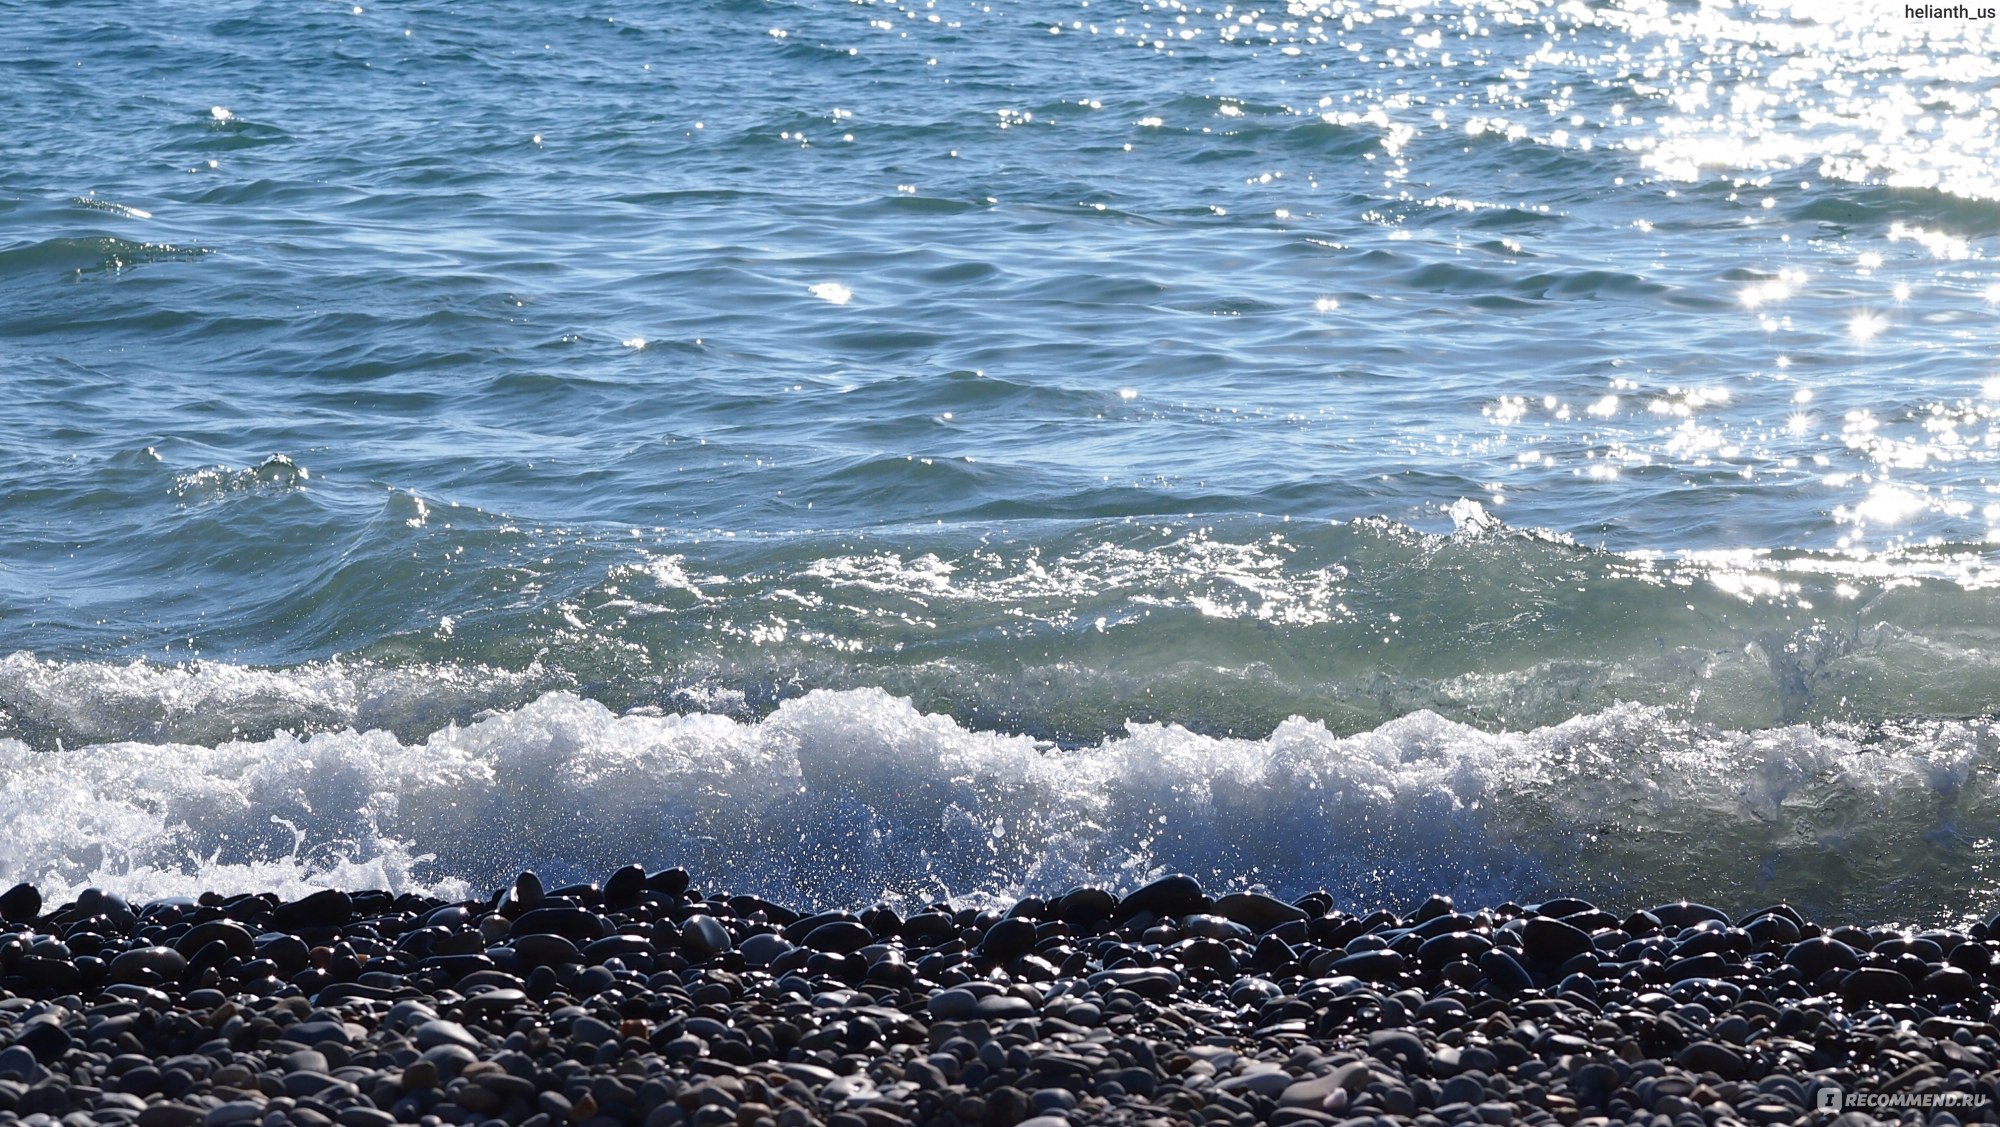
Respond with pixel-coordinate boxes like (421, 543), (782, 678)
(5, 0), (2000, 921)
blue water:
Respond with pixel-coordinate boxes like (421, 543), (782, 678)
(5, 0), (2000, 921)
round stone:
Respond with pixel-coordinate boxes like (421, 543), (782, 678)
(106, 946), (186, 986)
(1782, 937), (1861, 980)
(978, 918), (1038, 960)
(173, 921), (255, 961)
(802, 920), (873, 954)
(1115, 874), (1206, 920)
(682, 914), (733, 959)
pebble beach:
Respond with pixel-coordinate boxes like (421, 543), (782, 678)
(1, 870), (1995, 1127)
(11, 3), (2000, 1126)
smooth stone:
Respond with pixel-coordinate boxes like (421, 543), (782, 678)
(1031, 1088), (1078, 1112)
(1253, 933), (1297, 969)
(14, 1018), (69, 1062)
(1783, 937), (1861, 979)
(1280, 1062), (1373, 1108)
(1218, 1069), (1294, 1098)
(570, 1015), (619, 1046)
(1054, 887), (1117, 925)
(106, 946), (187, 985)
(1479, 947), (1533, 996)
(973, 995), (1035, 1020)
(0, 883), (40, 923)
(1116, 873), (1207, 919)
(801, 920), (873, 954)
(1087, 966), (1181, 999)
(281, 1070), (354, 1099)
(645, 867), (691, 895)
(1840, 967), (1913, 1003)
(420, 903), (471, 929)
(1410, 894), (1455, 924)
(824, 1074), (878, 1101)
(511, 905), (610, 943)
(682, 914), (733, 958)
(419, 1044), (477, 1078)
(1573, 1061), (1619, 1103)
(978, 918), (1038, 960)
(1212, 892), (1308, 930)
(1675, 1042), (1744, 1080)
(103, 982), (172, 1009)
(602, 864), (646, 908)
(136, 1107), (204, 1127)
(458, 987), (528, 1016)
(510, 933), (582, 968)
(270, 889), (352, 929)
(1366, 1029), (1428, 1067)
(739, 933), (794, 967)
(413, 1020), (479, 1051)
(204, 1102), (264, 1127)
(173, 921), (255, 960)
(1923, 966), (1979, 999)
(1520, 917), (1592, 964)
(580, 934), (653, 965)
(385, 1000), (440, 1031)
(1419, 932), (1492, 963)
(508, 870), (545, 913)
(1648, 902), (1731, 929)
(928, 988), (979, 1020)
(284, 1020), (353, 1046)
(1181, 913), (1253, 941)
(0, 1046), (43, 1083)
(1327, 949), (1404, 981)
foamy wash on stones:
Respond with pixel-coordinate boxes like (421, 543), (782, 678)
(5, 1), (2000, 922)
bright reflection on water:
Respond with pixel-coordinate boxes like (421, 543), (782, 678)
(2, 0), (2000, 672)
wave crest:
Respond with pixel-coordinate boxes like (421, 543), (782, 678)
(2, 688), (1992, 925)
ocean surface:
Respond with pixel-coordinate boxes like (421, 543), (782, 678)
(5, 0), (2000, 924)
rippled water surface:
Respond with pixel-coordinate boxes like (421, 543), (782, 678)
(6, 0), (2000, 918)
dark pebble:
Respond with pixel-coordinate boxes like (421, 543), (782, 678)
(1784, 936), (1862, 979)
(682, 914), (732, 958)
(271, 888), (352, 929)
(1114, 873), (1206, 920)
(977, 918), (1037, 960)
(104, 945), (186, 985)
(802, 920), (874, 953)
(1212, 892), (1307, 930)
(0, 882), (40, 923)
(1520, 916), (1592, 964)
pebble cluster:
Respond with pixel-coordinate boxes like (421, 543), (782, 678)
(0, 871), (1997, 1127)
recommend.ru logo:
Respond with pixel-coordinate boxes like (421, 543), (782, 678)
(1816, 1086), (1989, 1113)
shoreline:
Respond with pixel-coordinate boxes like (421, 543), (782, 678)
(0, 871), (1994, 1127)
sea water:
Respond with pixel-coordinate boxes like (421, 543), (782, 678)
(4, 0), (2000, 923)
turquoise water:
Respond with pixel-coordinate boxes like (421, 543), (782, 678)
(5, 0), (2000, 920)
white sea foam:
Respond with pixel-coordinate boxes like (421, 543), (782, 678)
(0, 683), (1991, 923)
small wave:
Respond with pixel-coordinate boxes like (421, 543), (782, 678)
(15, 516), (2000, 748)
(1790, 185), (2000, 232)
(171, 454), (310, 503)
(0, 688), (1992, 925)
(0, 236), (208, 279)
(69, 196), (153, 221)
